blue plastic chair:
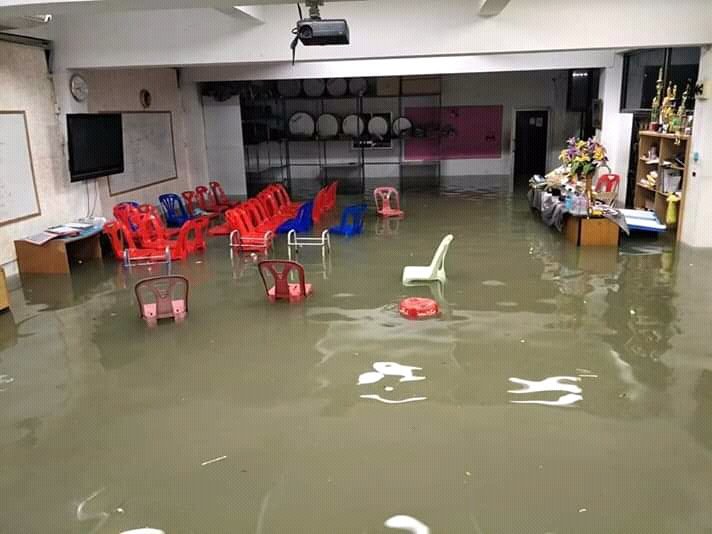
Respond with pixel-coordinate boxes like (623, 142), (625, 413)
(159, 194), (192, 228)
(330, 204), (367, 237)
(277, 201), (314, 234)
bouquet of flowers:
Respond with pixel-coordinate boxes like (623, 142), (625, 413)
(559, 137), (608, 179)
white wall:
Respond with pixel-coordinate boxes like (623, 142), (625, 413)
(202, 96), (247, 196)
(680, 46), (712, 247)
(24, 0), (712, 70)
(0, 40), (86, 275)
(78, 68), (198, 207)
(0, 52), (210, 274)
(598, 53), (634, 203)
(181, 81), (211, 190)
(439, 70), (580, 179)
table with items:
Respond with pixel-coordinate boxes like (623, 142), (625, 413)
(528, 170), (664, 247)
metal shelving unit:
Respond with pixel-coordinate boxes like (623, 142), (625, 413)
(240, 76), (445, 198)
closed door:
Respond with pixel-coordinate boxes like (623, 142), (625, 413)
(514, 110), (548, 186)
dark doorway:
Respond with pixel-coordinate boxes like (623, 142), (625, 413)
(514, 110), (549, 188)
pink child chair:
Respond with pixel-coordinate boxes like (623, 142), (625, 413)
(134, 275), (189, 327)
(373, 186), (405, 218)
(258, 260), (313, 303)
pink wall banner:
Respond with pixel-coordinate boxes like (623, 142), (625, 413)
(403, 106), (440, 161)
(404, 105), (503, 161)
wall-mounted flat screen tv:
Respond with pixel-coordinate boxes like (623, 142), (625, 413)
(67, 113), (124, 182)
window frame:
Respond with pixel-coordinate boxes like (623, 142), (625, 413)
(620, 48), (670, 113)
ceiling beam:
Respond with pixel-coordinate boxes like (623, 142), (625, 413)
(0, 0), (363, 17)
(478, 0), (511, 17)
(214, 5), (264, 24)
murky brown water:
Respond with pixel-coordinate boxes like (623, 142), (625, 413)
(1, 190), (712, 533)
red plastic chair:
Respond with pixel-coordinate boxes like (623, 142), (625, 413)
(374, 186), (405, 218)
(325, 181), (338, 211)
(267, 184), (302, 216)
(209, 181), (239, 209)
(113, 203), (144, 235)
(196, 185), (229, 214)
(189, 216), (210, 253)
(595, 173), (621, 206)
(312, 187), (329, 223)
(138, 204), (179, 238)
(103, 221), (171, 266)
(258, 260), (312, 303)
(138, 215), (204, 261)
(182, 191), (197, 215)
(134, 275), (189, 327)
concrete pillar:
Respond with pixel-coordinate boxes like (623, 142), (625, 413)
(598, 53), (634, 205)
(680, 45), (712, 247)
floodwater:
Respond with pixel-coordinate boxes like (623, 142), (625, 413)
(1, 188), (712, 533)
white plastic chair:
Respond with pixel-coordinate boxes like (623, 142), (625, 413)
(402, 234), (453, 285)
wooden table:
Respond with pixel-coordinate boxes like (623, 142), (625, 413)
(14, 228), (103, 275)
(0, 267), (9, 311)
(564, 215), (620, 247)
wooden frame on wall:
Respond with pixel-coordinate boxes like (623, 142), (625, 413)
(0, 110), (42, 227)
(107, 111), (178, 196)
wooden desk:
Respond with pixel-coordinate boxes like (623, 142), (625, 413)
(0, 267), (9, 311)
(14, 228), (103, 275)
(564, 216), (620, 247)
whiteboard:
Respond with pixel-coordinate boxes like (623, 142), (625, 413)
(0, 112), (41, 225)
(108, 112), (177, 195)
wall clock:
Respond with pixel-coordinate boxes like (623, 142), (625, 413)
(69, 74), (88, 102)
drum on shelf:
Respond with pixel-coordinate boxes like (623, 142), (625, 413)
(277, 79), (301, 98)
(392, 117), (413, 137)
(303, 78), (326, 98)
(316, 113), (340, 138)
(326, 78), (348, 97)
(368, 115), (389, 139)
(348, 77), (368, 96)
(288, 112), (315, 137)
(342, 114), (365, 138)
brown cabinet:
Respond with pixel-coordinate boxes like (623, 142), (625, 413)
(0, 267), (9, 312)
(564, 216), (620, 247)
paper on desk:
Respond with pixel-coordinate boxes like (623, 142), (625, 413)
(23, 232), (58, 246)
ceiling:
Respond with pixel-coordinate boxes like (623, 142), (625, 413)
(0, 0), (510, 18)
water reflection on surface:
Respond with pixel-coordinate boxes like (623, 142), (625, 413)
(1, 190), (712, 533)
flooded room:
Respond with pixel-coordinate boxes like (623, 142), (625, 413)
(1, 1), (712, 533)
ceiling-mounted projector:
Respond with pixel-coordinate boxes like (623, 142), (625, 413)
(291, 2), (350, 64)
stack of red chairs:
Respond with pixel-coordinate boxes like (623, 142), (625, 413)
(137, 214), (208, 259)
(106, 200), (208, 265)
(226, 207), (274, 254)
(103, 221), (171, 265)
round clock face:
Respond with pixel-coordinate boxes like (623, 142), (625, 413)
(70, 74), (88, 102)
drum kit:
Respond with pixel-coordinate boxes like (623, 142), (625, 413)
(277, 77), (415, 140)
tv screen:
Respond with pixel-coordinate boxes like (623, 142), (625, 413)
(67, 113), (124, 182)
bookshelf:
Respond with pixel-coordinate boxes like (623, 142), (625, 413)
(634, 131), (691, 237)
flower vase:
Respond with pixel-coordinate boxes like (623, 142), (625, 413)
(584, 172), (594, 216)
